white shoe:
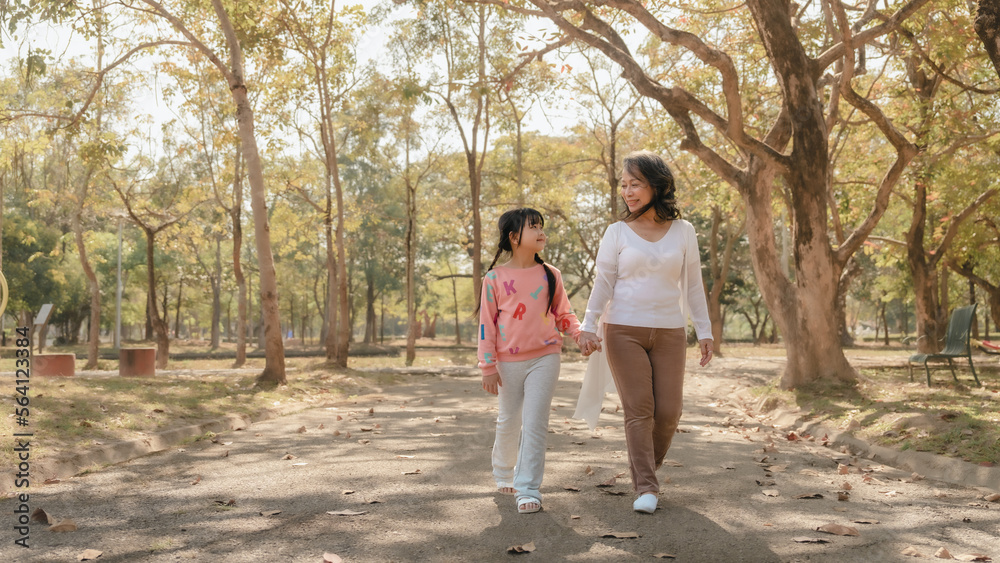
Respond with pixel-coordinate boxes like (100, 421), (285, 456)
(633, 493), (657, 513)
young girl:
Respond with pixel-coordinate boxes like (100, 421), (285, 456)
(478, 208), (582, 514)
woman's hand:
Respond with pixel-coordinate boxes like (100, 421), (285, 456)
(578, 331), (603, 357)
(699, 338), (714, 367)
(482, 372), (502, 395)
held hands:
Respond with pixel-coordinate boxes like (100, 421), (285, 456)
(699, 338), (714, 367)
(482, 372), (501, 395)
(577, 331), (603, 357)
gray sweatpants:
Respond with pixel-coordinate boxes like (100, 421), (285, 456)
(492, 353), (561, 501)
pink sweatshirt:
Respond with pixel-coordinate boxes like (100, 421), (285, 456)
(478, 263), (581, 376)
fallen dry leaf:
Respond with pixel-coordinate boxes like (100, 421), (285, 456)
(77, 549), (103, 561)
(318, 424), (325, 430)
(570, 515), (580, 519)
(901, 546), (925, 557)
(653, 554), (677, 559)
(260, 510), (281, 517)
(396, 455), (415, 459)
(342, 490), (355, 495)
(935, 547), (954, 559)
(601, 532), (640, 539)
(585, 465), (595, 475)
(507, 541), (536, 554)
(954, 555), (992, 562)
(191, 475), (202, 485)
(213, 499), (237, 506)
(48, 518), (78, 532)
(662, 460), (684, 467)
(756, 479), (776, 487)
(402, 469), (422, 475)
(297, 426), (307, 433)
(816, 523), (859, 536)
(838, 464), (850, 475)
(30, 508), (55, 524)
(842, 482), (852, 490)
(762, 489), (780, 497)
(564, 486), (581, 492)
(795, 493), (824, 499)
(323, 552), (343, 563)
(984, 493), (1000, 502)
(357, 439), (371, 445)
(333, 430), (341, 437)
(603, 490), (627, 496)
(721, 463), (736, 470)
(43, 478), (61, 485)
(326, 510), (366, 516)
(368, 408), (375, 414)
(597, 476), (617, 487)
(837, 492), (850, 501)
(792, 537), (829, 544)
(336, 415), (343, 421)
(281, 454), (296, 460)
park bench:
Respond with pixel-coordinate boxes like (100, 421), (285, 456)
(908, 304), (980, 387)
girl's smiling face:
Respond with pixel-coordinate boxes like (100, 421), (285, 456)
(512, 219), (546, 254)
(620, 169), (653, 214)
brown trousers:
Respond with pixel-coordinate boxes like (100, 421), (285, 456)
(604, 324), (687, 495)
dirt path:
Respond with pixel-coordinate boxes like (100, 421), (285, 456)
(3, 358), (998, 562)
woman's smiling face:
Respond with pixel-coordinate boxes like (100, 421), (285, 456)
(620, 169), (652, 214)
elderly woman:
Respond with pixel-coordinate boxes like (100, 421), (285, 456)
(576, 150), (714, 514)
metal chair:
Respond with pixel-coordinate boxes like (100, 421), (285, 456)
(907, 304), (980, 387)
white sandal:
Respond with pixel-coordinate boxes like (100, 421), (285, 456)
(516, 495), (541, 514)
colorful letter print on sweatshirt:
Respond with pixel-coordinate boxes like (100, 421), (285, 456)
(477, 263), (581, 376)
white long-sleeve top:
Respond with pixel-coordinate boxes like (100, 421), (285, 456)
(580, 220), (713, 340)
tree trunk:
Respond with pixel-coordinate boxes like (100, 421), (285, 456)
(213, 0), (286, 385)
(232, 143), (247, 367)
(324, 222), (337, 361)
(405, 173), (417, 366)
(211, 236), (222, 349)
(73, 171), (101, 369)
(469, 160), (484, 311)
(174, 276), (183, 339)
(740, 160), (856, 388)
(706, 206), (741, 357)
(451, 269), (462, 345)
(143, 228), (170, 369)
(837, 259), (862, 347)
(364, 274), (376, 344)
(975, 0), (1000, 79)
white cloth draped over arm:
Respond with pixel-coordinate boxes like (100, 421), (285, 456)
(573, 223), (620, 430)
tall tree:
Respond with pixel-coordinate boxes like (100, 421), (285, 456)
(274, 0), (365, 367)
(3, 0), (289, 384)
(489, 0), (939, 387)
